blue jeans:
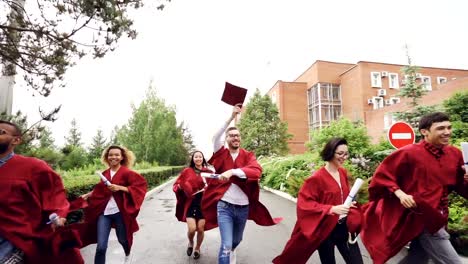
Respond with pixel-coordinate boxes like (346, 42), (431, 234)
(95, 212), (129, 264)
(217, 200), (249, 264)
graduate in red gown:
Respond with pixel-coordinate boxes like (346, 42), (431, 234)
(361, 112), (468, 264)
(79, 145), (147, 264)
(202, 104), (282, 264)
(0, 120), (83, 264)
(173, 150), (213, 259)
(273, 138), (364, 264)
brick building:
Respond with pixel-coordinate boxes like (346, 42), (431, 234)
(267, 60), (468, 154)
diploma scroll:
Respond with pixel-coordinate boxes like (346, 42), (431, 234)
(97, 172), (111, 186)
(461, 142), (468, 172)
(200, 172), (247, 179)
(339, 178), (364, 219)
(47, 213), (59, 225)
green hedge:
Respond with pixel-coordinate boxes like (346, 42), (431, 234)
(63, 166), (184, 200)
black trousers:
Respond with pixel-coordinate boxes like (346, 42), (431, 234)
(317, 222), (364, 264)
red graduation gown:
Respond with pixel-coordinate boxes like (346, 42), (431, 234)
(77, 166), (147, 251)
(173, 167), (210, 222)
(0, 155), (83, 264)
(273, 167), (361, 264)
(361, 141), (468, 264)
(201, 147), (282, 230)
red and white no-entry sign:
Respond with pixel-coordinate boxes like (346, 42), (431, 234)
(387, 122), (415, 149)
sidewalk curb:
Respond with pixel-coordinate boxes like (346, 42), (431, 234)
(262, 186), (297, 203)
(145, 177), (176, 199)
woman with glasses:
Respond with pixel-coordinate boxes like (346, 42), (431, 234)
(273, 138), (364, 264)
(173, 150), (213, 260)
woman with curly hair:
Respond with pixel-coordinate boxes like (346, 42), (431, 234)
(80, 145), (147, 264)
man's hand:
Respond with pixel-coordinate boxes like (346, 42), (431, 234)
(51, 217), (67, 231)
(331, 204), (350, 215)
(219, 170), (233, 181)
(231, 104), (242, 119)
(395, 189), (416, 208)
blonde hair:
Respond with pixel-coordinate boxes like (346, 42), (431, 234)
(101, 145), (136, 168)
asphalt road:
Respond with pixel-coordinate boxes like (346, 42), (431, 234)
(80, 179), (468, 264)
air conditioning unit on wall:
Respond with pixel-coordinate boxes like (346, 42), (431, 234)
(381, 71), (389, 77)
(378, 89), (386, 96)
(367, 99), (373, 104)
(390, 97), (401, 104)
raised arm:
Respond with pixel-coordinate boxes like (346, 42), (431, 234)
(213, 104), (242, 152)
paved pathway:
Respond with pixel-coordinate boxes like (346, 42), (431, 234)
(81, 179), (468, 264)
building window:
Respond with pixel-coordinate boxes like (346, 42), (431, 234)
(384, 113), (397, 129)
(421, 76), (432, 91)
(371, 72), (382, 88)
(271, 91), (277, 104)
(389, 73), (399, 89)
(437, 77), (447, 84)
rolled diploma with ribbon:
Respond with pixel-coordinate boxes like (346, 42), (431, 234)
(200, 172), (221, 179)
(200, 172), (247, 179)
(97, 172), (111, 186)
(461, 142), (468, 172)
(339, 178), (364, 219)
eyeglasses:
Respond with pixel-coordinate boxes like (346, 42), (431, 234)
(335, 152), (349, 157)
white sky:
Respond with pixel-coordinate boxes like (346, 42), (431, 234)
(12, 0), (468, 156)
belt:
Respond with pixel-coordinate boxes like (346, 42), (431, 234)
(220, 200), (249, 208)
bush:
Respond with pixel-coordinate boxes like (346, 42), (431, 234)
(64, 166), (184, 199)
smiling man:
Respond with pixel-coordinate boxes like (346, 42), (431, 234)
(0, 120), (83, 264)
(361, 112), (468, 264)
(202, 104), (281, 264)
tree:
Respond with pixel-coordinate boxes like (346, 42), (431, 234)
(395, 50), (438, 139)
(443, 91), (468, 123)
(179, 122), (196, 154)
(237, 89), (291, 156)
(109, 125), (120, 145)
(307, 118), (371, 156)
(88, 128), (107, 161)
(38, 126), (55, 149)
(0, 0), (170, 96)
(64, 118), (82, 148)
(117, 83), (188, 165)
(443, 91), (468, 145)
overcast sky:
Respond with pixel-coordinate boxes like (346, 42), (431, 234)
(12, 0), (468, 157)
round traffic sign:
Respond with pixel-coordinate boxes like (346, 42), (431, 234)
(387, 122), (415, 149)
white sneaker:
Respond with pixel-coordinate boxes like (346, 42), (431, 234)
(229, 249), (236, 264)
(124, 252), (133, 264)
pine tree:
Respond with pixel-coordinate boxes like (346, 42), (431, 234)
(238, 89), (292, 156)
(64, 118), (82, 148)
(395, 49), (438, 137)
(89, 129), (107, 161)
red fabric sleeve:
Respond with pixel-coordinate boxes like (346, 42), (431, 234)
(32, 160), (70, 218)
(122, 170), (147, 216)
(369, 149), (407, 200)
(240, 151), (262, 181)
(297, 176), (335, 239)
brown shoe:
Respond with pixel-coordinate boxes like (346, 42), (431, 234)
(193, 250), (200, 259)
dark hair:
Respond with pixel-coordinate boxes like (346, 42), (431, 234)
(0, 120), (22, 136)
(320, 138), (348, 161)
(418, 112), (450, 135)
(225, 127), (239, 135)
(189, 150), (207, 168)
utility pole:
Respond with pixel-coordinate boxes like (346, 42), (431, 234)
(0, 0), (26, 115)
